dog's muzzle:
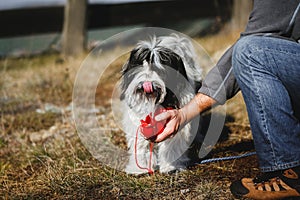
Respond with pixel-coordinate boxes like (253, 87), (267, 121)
(142, 81), (154, 93)
(137, 81), (162, 99)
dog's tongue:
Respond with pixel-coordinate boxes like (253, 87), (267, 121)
(143, 81), (153, 93)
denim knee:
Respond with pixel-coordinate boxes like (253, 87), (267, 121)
(232, 36), (262, 79)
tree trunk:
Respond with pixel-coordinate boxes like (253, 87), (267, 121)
(231, 0), (253, 30)
(62, 0), (87, 57)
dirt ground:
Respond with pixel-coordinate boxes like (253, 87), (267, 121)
(0, 30), (285, 200)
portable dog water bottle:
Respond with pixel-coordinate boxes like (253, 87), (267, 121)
(139, 107), (171, 141)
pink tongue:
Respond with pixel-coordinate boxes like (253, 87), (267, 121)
(143, 81), (153, 93)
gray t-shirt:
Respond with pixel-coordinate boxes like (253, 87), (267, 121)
(198, 0), (300, 104)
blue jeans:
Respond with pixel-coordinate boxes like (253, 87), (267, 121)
(232, 36), (300, 172)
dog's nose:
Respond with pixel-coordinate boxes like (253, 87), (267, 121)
(142, 81), (153, 93)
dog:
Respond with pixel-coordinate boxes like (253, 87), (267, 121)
(120, 34), (203, 174)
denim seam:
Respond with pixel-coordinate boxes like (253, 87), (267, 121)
(261, 161), (300, 172)
(246, 49), (278, 169)
(249, 38), (300, 56)
(256, 47), (299, 57)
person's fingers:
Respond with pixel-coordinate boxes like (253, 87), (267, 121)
(155, 110), (171, 121)
(154, 119), (178, 142)
(154, 126), (174, 142)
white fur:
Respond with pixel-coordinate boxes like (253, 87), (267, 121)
(121, 34), (202, 174)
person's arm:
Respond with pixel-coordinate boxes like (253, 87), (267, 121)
(198, 45), (240, 105)
(154, 93), (216, 142)
(153, 36), (237, 143)
(154, 0), (300, 143)
(154, 43), (237, 143)
(198, 0), (300, 104)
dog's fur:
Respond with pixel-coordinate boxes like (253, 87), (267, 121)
(120, 34), (203, 174)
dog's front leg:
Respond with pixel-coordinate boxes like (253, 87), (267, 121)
(158, 125), (192, 174)
(126, 138), (154, 175)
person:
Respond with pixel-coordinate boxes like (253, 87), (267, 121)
(154, 0), (300, 199)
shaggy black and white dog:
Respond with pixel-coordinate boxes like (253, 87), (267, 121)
(120, 34), (203, 174)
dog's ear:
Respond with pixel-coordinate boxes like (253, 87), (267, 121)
(121, 48), (144, 75)
(129, 47), (151, 65)
(159, 48), (188, 79)
(120, 60), (129, 101)
(121, 60), (129, 75)
(120, 92), (125, 101)
(172, 55), (188, 79)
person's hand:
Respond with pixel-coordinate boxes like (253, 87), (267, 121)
(154, 109), (187, 142)
(153, 93), (217, 143)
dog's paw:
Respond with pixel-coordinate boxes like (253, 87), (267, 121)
(125, 165), (149, 175)
(159, 165), (186, 174)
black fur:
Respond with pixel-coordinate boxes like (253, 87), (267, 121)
(120, 46), (189, 102)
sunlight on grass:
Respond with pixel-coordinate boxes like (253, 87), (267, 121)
(0, 29), (257, 199)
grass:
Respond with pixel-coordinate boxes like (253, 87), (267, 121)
(0, 30), (261, 200)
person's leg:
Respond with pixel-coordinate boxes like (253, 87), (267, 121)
(231, 35), (300, 199)
(233, 35), (300, 171)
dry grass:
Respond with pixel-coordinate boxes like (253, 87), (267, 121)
(0, 30), (262, 200)
(196, 27), (241, 56)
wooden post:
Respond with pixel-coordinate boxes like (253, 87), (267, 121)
(231, 0), (253, 30)
(62, 0), (87, 57)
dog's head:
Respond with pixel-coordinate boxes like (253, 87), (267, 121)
(120, 37), (190, 115)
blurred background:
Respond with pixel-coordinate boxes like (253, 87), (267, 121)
(0, 0), (252, 57)
(0, 1), (257, 199)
